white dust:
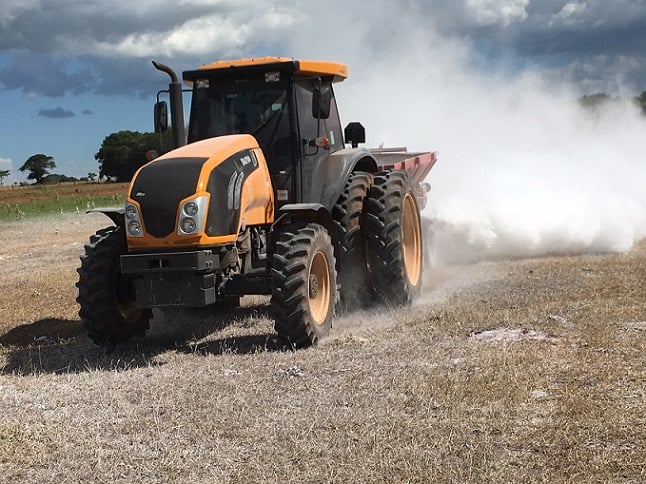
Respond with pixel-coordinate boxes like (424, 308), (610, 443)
(334, 28), (646, 266)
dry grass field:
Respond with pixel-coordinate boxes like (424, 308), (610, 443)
(0, 213), (644, 483)
(0, 182), (128, 221)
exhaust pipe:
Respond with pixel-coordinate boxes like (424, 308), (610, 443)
(153, 61), (186, 149)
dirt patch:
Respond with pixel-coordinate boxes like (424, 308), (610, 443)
(469, 327), (555, 343)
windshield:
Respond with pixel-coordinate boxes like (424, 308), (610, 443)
(188, 76), (289, 143)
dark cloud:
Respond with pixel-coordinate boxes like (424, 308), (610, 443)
(0, 1), (228, 54)
(82, 109), (93, 115)
(38, 107), (75, 118)
(1, 0), (646, 97)
(0, 53), (97, 96)
(0, 53), (196, 98)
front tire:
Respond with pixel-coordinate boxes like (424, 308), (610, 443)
(365, 170), (423, 306)
(271, 223), (338, 347)
(76, 226), (151, 346)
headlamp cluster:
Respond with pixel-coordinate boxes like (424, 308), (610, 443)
(177, 196), (208, 235)
(125, 203), (144, 238)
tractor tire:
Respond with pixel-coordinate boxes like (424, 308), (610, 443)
(365, 170), (423, 306)
(271, 223), (338, 347)
(332, 170), (373, 310)
(76, 226), (152, 346)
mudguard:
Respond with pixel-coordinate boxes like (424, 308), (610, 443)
(319, 147), (378, 209)
(87, 207), (125, 228)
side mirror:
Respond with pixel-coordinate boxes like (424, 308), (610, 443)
(154, 101), (168, 133)
(344, 122), (365, 148)
(312, 86), (331, 119)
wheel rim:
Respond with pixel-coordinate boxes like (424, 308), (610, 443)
(115, 272), (145, 323)
(309, 250), (331, 325)
(402, 193), (422, 286)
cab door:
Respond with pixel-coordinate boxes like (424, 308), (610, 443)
(294, 78), (344, 204)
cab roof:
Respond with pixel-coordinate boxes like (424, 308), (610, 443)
(183, 56), (348, 84)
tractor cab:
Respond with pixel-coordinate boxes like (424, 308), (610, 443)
(158, 57), (349, 205)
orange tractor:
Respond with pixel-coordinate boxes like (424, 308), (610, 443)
(77, 57), (437, 347)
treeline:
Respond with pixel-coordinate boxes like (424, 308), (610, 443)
(580, 90), (646, 115)
(10, 130), (172, 186)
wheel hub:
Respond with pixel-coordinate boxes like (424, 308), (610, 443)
(309, 275), (319, 299)
(308, 250), (331, 325)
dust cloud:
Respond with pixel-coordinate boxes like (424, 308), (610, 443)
(334, 28), (646, 266)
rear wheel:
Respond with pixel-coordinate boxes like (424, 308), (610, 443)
(271, 223), (337, 347)
(332, 170), (373, 310)
(76, 226), (151, 346)
(365, 170), (423, 306)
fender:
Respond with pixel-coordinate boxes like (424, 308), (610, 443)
(87, 207), (125, 228)
(319, 147), (378, 209)
(273, 203), (339, 251)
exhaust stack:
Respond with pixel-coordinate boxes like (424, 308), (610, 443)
(153, 61), (186, 149)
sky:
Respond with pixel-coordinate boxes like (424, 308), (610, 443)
(1, 0), (646, 260)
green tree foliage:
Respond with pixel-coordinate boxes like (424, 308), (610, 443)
(635, 90), (646, 115)
(43, 174), (78, 184)
(19, 154), (56, 184)
(579, 93), (613, 108)
(580, 91), (646, 116)
(0, 169), (9, 185)
(95, 130), (170, 182)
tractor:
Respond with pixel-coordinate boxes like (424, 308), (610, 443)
(77, 57), (437, 347)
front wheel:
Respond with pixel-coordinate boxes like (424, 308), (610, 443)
(271, 223), (338, 347)
(76, 226), (151, 346)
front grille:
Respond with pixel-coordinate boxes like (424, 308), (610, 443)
(130, 157), (206, 238)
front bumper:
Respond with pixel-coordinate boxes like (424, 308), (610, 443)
(121, 250), (226, 308)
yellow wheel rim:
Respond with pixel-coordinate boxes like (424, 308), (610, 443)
(309, 251), (331, 325)
(115, 272), (144, 323)
(402, 193), (422, 286)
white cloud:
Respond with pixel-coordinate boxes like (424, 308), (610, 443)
(55, 4), (299, 58)
(465, 0), (529, 27)
(549, 1), (589, 28)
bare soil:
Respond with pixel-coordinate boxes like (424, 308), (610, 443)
(0, 214), (644, 483)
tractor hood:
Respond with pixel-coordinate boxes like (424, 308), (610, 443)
(125, 134), (274, 248)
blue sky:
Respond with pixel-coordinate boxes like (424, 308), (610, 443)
(1, 0), (646, 184)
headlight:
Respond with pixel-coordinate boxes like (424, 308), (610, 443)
(128, 221), (142, 236)
(184, 202), (199, 216)
(125, 204), (138, 220)
(181, 217), (196, 234)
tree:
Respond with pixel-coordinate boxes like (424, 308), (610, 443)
(95, 130), (169, 182)
(19, 154), (56, 184)
(43, 174), (78, 184)
(635, 90), (646, 116)
(87, 172), (97, 182)
(0, 169), (9, 186)
(579, 93), (612, 109)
